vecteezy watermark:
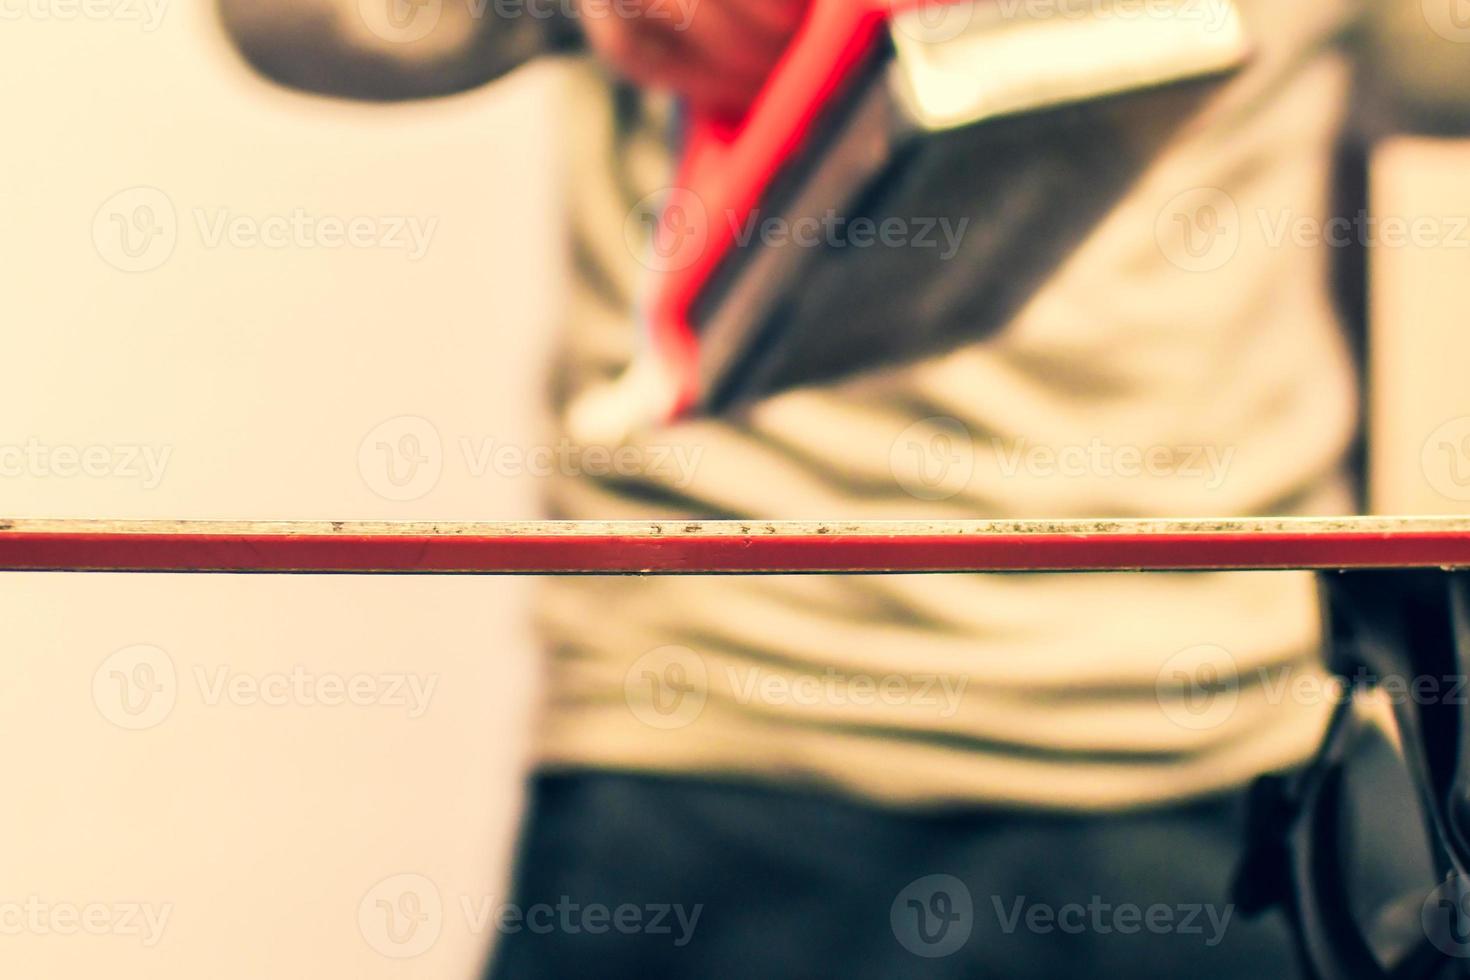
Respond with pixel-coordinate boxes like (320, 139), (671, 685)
(624, 645), (709, 730)
(1423, 0), (1470, 44)
(358, 416), (443, 503)
(359, 874), (443, 959)
(93, 644), (179, 731)
(723, 211), (971, 262)
(725, 666), (970, 719)
(1156, 644), (1470, 731)
(889, 0), (977, 43)
(1261, 666), (1470, 712)
(1423, 875), (1470, 958)
(0, 439), (172, 489)
(1256, 209), (1470, 252)
(461, 895), (702, 947)
(624, 189), (972, 273)
(1158, 189), (1470, 272)
(192, 665), (438, 717)
(358, 872), (702, 959)
(0, 897), (173, 947)
(92, 645), (439, 731)
(93, 186), (437, 273)
(891, 875), (974, 959)
(991, 895), (1234, 947)
(992, 437), (1235, 491)
(894, 0), (1239, 46)
(357, 415), (706, 503)
(625, 188), (709, 274)
(890, 417), (976, 503)
(623, 648), (970, 730)
(0, 0), (170, 30)
(1155, 186), (1242, 273)
(1154, 644), (1241, 732)
(357, 0), (699, 45)
(888, 417), (1237, 502)
(458, 437), (704, 489)
(357, 0), (444, 44)
(92, 187), (177, 273)
(192, 209), (436, 258)
(1423, 417), (1470, 504)
(992, 0), (1237, 31)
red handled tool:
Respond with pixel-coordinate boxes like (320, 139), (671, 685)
(643, 0), (942, 415)
(574, 0), (1251, 435)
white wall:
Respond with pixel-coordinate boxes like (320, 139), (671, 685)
(0, 4), (560, 977)
(1370, 138), (1470, 515)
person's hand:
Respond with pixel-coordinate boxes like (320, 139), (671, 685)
(579, 0), (811, 121)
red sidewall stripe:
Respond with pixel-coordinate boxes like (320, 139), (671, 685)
(2, 530), (1469, 574)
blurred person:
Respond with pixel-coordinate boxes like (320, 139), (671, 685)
(217, 1), (1439, 977)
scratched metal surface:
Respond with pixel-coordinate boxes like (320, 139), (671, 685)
(3, 517), (1469, 574)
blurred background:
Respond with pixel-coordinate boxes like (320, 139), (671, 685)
(3, 1), (1470, 978)
(0, 3), (561, 977)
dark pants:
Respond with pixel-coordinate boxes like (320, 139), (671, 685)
(484, 771), (1302, 980)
